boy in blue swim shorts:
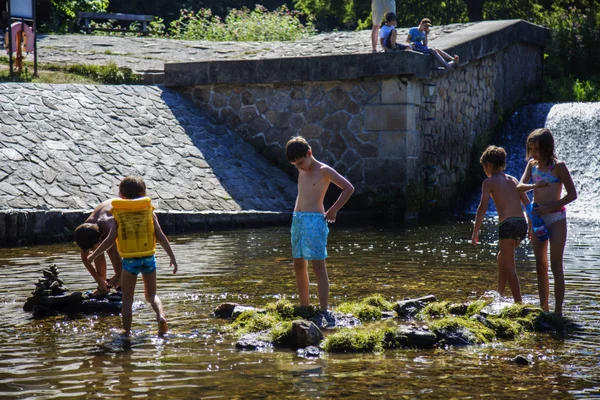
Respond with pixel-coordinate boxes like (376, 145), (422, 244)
(88, 176), (178, 337)
(286, 137), (354, 311)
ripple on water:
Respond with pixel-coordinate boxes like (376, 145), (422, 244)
(1, 220), (600, 398)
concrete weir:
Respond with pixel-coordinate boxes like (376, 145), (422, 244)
(0, 84), (296, 246)
(165, 20), (548, 212)
(0, 20), (548, 245)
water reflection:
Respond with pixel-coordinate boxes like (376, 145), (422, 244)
(1, 218), (599, 398)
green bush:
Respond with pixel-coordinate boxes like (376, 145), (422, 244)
(169, 5), (316, 41)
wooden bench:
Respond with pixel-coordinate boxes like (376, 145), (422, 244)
(77, 12), (153, 35)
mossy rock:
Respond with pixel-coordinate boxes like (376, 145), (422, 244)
(264, 299), (319, 320)
(336, 302), (382, 320)
(430, 316), (496, 345)
(230, 310), (281, 335)
(322, 327), (385, 353)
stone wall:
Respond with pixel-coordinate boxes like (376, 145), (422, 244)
(166, 20), (548, 215)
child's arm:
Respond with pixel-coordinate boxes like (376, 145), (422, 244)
(324, 167), (354, 223)
(517, 160), (548, 192)
(87, 220), (117, 264)
(519, 191), (533, 239)
(406, 33), (413, 47)
(472, 179), (491, 245)
(81, 250), (109, 291)
(154, 214), (178, 274)
(541, 161), (577, 213)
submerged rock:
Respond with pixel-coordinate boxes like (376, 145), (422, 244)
(23, 264), (122, 317)
(395, 294), (438, 318)
(384, 325), (438, 349)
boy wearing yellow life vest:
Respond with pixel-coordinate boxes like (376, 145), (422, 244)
(74, 199), (123, 297)
(87, 176), (178, 336)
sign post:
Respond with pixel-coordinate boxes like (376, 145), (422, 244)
(6, 0), (37, 77)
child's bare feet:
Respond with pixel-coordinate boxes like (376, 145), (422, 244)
(92, 287), (109, 297)
(158, 317), (169, 336)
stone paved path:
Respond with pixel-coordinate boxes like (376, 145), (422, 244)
(33, 23), (474, 75)
(0, 83), (296, 212)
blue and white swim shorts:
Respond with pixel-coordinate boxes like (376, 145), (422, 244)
(291, 212), (329, 260)
(122, 255), (157, 276)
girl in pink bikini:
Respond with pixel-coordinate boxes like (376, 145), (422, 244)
(517, 128), (577, 315)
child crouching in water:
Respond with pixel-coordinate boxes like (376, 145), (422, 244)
(472, 146), (531, 303)
(88, 176), (177, 336)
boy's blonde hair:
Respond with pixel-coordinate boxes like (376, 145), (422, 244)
(480, 145), (506, 170)
(526, 128), (557, 164)
(286, 136), (311, 162)
(119, 176), (146, 199)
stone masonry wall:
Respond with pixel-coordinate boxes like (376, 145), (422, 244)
(414, 42), (543, 211)
(179, 42), (542, 207)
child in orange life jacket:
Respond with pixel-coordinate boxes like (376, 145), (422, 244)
(88, 176), (177, 336)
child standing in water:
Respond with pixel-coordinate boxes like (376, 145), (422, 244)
(88, 176), (178, 336)
(517, 128), (577, 315)
(472, 146), (531, 303)
(286, 137), (354, 311)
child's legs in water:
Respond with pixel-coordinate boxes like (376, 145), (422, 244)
(120, 270), (138, 336)
(311, 259), (329, 311)
(294, 258), (310, 306)
(548, 219), (567, 314)
(142, 270), (168, 333)
(497, 251), (507, 296)
(531, 235), (550, 312)
(106, 245), (122, 287)
(499, 239), (522, 303)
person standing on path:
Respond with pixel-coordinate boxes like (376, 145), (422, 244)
(371, 0), (396, 52)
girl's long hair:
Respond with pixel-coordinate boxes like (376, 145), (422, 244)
(526, 128), (557, 165)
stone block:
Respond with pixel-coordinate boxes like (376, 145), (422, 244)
(378, 131), (406, 158)
(382, 78), (420, 104)
(364, 104), (416, 131)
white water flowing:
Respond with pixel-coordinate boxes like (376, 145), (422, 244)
(473, 102), (600, 220)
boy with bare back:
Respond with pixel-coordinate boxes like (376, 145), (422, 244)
(472, 146), (532, 303)
(286, 137), (354, 311)
(74, 199), (122, 296)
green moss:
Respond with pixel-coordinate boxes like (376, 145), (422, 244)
(264, 299), (319, 320)
(361, 294), (394, 311)
(498, 303), (542, 319)
(269, 321), (295, 344)
(419, 301), (453, 318)
(336, 302), (382, 320)
(466, 300), (492, 316)
(230, 310), (280, 335)
(429, 316), (495, 344)
(486, 317), (523, 338)
(322, 327), (385, 353)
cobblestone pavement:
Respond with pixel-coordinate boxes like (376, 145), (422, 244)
(0, 83), (296, 212)
(33, 23), (474, 74)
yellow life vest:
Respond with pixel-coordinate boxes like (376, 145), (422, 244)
(111, 197), (156, 258)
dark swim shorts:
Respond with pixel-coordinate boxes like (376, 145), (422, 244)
(499, 217), (528, 241)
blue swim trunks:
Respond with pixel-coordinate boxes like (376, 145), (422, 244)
(291, 212), (329, 260)
(122, 255), (157, 276)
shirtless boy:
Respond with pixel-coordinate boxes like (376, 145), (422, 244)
(472, 145), (532, 303)
(74, 199), (123, 296)
(286, 136), (354, 311)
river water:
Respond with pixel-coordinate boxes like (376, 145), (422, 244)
(1, 103), (600, 399)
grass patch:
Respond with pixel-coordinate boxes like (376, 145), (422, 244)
(0, 58), (141, 85)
